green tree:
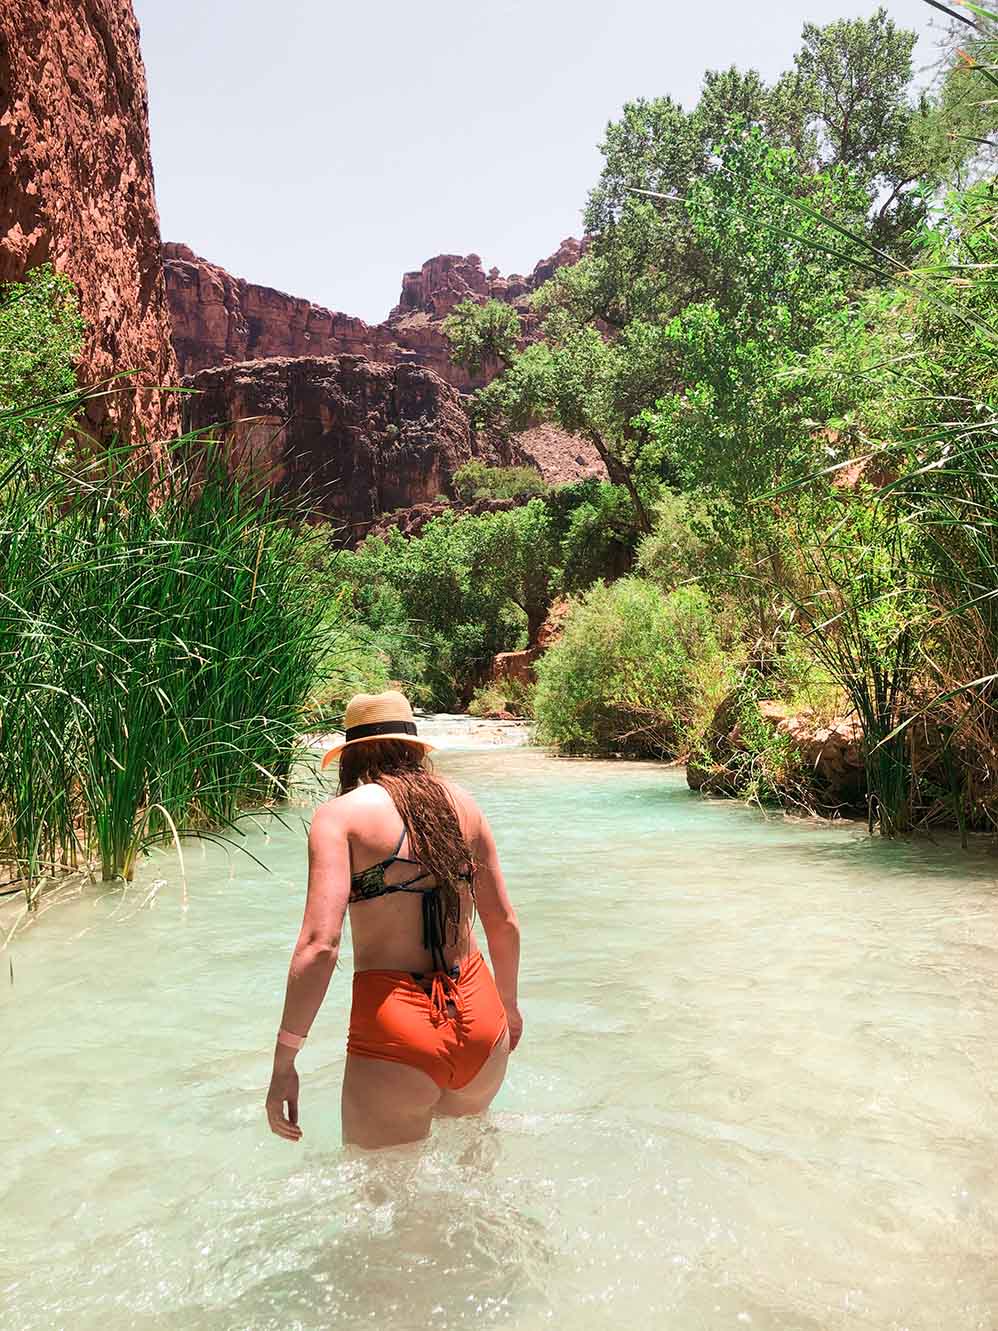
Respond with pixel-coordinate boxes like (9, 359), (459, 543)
(442, 299), (521, 375)
(472, 322), (663, 532)
(534, 578), (730, 757)
(334, 502), (562, 705)
(460, 499), (557, 642)
(0, 265), (84, 463)
(452, 460), (547, 502)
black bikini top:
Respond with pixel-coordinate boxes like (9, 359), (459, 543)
(349, 826), (471, 972)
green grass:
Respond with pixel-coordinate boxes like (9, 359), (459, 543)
(0, 424), (338, 894)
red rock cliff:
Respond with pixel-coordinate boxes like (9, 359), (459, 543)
(182, 355), (482, 536)
(163, 243), (401, 377)
(163, 240), (586, 393)
(0, 1), (179, 440)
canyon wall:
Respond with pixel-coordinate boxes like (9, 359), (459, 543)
(163, 239), (585, 391)
(182, 355), (484, 537)
(0, 2), (600, 525)
(0, 1), (179, 440)
(170, 239), (605, 517)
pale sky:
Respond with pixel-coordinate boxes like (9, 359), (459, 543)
(134, 0), (943, 323)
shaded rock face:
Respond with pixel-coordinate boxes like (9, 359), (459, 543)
(163, 239), (586, 395)
(182, 356), (476, 534)
(0, 1), (179, 441)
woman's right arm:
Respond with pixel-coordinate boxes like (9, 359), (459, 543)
(473, 809), (523, 1050)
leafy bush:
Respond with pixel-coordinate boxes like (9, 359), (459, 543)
(0, 265), (84, 464)
(452, 460), (548, 503)
(534, 577), (731, 757)
(545, 478), (640, 591)
(636, 490), (710, 592)
(330, 500), (560, 708)
(468, 678), (535, 719)
(442, 299), (521, 374)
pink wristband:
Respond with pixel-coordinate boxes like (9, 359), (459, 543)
(277, 1028), (306, 1050)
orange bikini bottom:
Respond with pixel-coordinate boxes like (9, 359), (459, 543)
(347, 949), (508, 1091)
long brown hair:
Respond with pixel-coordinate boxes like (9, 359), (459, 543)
(338, 739), (474, 944)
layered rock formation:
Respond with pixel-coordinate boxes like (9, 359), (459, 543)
(163, 239), (586, 393)
(167, 238), (605, 511)
(0, 0), (179, 440)
(391, 239), (584, 320)
(182, 355), (480, 535)
(163, 243), (402, 378)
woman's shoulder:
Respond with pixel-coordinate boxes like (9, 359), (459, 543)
(314, 783), (393, 827)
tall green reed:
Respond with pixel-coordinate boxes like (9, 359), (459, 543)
(0, 423), (337, 890)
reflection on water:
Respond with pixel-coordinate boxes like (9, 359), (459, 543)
(3, 749), (998, 1329)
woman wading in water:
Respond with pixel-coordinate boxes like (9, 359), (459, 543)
(266, 691), (522, 1149)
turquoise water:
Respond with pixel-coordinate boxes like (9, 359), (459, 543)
(3, 747), (998, 1330)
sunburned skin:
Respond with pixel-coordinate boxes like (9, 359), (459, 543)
(266, 774), (522, 1149)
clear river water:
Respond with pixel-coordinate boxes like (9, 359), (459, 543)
(3, 743), (998, 1330)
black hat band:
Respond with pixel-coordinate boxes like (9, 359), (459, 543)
(344, 720), (418, 743)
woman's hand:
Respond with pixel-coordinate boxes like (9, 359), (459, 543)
(504, 1004), (524, 1052)
(266, 1059), (302, 1142)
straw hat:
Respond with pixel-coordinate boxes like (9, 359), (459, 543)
(320, 690), (433, 769)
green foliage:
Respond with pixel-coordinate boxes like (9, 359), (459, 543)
(442, 299), (521, 374)
(0, 440), (336, 888)
(0, 266), (84, 464)
(641, 131), (869, 508)
(332, 500), (560, 708)
(0, 271), (339, 894)
(583, 7), (981, 284)
(637, 491), (711, 594)
(452, 460), (547, 503)
(546, 478), (640, 591)
(704, 674), (809, 809)
(471, 317), (662, 532)
(791, 10), (918, 181)
(478, 11), (957, 538)
(534, 578), (731, 757)
(467, 679), (535, 719)
(785, 500), (926, 834)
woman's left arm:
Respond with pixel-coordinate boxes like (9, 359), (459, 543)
(266, 801), (351, 1142)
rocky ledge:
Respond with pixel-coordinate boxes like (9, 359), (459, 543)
(182, 354), (606, 535)
(164, 239), (586, 393)
(182, 354), (477, 534)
